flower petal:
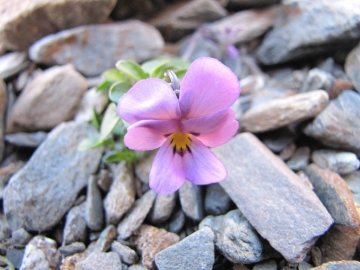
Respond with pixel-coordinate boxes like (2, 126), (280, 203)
(179, 57), (240, 119)
(124, 119), (179, 151)
(181, 108), (238, 147)
(183, 137), (227, 185)
(149, 137), (186, 195)
(118, 78), (181, 124)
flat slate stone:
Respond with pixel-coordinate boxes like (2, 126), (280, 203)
(155, 227), (215, 270)
(213, 133), (333, 263)
(345, 41), (360, 93)
(256, 0), (360, 65)
(0, 0), (117, 51)
(0, 52), (29, 79)
(29, 21), (164, 76)
(303, 90), (360, 156)
(3, 122), (103, 232)
(311, 260), (360, 270)
(0, 79), (5, 162)
(6, 64), (87, 133)
(241, 90), (329, 133)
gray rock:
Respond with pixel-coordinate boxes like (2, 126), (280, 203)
(111, 240), (139, 265)
(179, 181), (204, 222)
(279, 142), (297, 161)
(150, 0), (227, 42)
(299, 68), (335, 93)
(6, 248), (24, 269)
(241, 90), (329, 133)
(76, 251), (122, 270)
(155, 227), (215, 270)
(94, 225), (117, 252)
(204, 183), (231, 215)
(12, 228), (33, 247)
(343, 171), (360, 206)
(262, 128), (296, 153)
(63, 202), (87, 245)
(345, 42), (360, 93)
(227, 0), (280, 9)
(104, 162), (135, 225)
(134, 225), (180, 270)
(257, 0), (360, 65)
(311, 260), (360, 270)
(0, 52), (29, 79)
(200, 210), (268, 264)
(213, 133), (333, 263)
(298, 262), (313, 270)
(85, 175), (103, 231)
(0, 0), (117, 51)
(117, 189), (156, 240)
(29, 21), (164, 76)
(204, 6), (278, 45)
(128, 265), (146, 270)
(20, 236), (61, 270)
(5, 131), (47, 147)
(0, 213), (11, 241)
(59, 242), (86, 257)
(0, 79), (5, 162)
(311, 150), (359, 175)
(167, 209), (185, 234)
(6, 64), (87, 133)
(135, 151), (156, 185)
(4, 122), (103, 232)
(286, 146), (310, 171)
(303, 90), (360, 156)
(149, 193), (177, 224)
(252, 259), (278, 270)
(74, 88), (108, 123)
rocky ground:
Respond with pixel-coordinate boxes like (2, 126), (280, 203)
(0, 0), (360, 269)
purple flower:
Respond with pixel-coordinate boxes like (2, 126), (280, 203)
(118, 57), (240, 195)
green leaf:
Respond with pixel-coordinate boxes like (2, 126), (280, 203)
(103, 149), (137, 163)
(109, 81), (132, 103)
(116, 60), (148, 82)
(102, 69), (126, 82)
(78, 136), (104, 150)
(175, 69), (188, 79)
(168, 58), (190, 70)
(96, 80), (112, 91)
(90, 109), (102, 130)
(141, 58), (170, 77)
(100, 103), (120, 141)
(112, 120), (127, 136)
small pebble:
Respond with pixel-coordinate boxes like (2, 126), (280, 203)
(85, 175), (104, 231)
(111, 240), (139, 265)
(59, 242), (86, 257)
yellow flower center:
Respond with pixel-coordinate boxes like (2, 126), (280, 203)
(169, 132), (192, 155)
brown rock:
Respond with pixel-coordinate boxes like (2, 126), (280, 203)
(319, 224), (359, 262)
(104, 162), (135, 225)
(213, 133), (333, 263)
(6, 64), (87, 133)
(304, 164), (360, 227)
(0, 79), (5, 161)
(149, 0), (227, 42)
(329, 79), (354, 99)
(0, 0), (117, 50)
(60, 252), (86, 270)
(134, 224), (180, 270)
(117, 189), (157, 240)
(303, 90), (360, 156)
(241, 90), (329, 133)
(304, 164), (360, 261)
(93, 225), (117, 253)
